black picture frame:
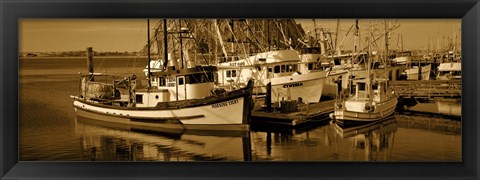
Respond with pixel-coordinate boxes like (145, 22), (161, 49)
(1, 0), (479, 179)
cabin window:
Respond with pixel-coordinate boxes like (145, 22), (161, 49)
(292, 64), (298, 72)
(308, 63), (314, 70)
(178, 77), (184, 85)
(226, 70), (231, 77)
(136, 94), (143, 104)
(358, 83), (366, 91)
(159, 77), (166, 86)
(334, 58), (341, 65)
(281, 65), (286, 73)
(185, 73), (214, 84)
(268, 67), (273, 73)
(274, 65), (280, 73)
(232, 70), (237, 77)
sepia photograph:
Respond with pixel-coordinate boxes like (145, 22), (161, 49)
(19, 18), (461, 161)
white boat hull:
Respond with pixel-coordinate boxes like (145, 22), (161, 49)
(270, 71), (328, 103)
(334, 97), (398, 122)
(405, 64), (431, 80)
(72, 96), (249, 131)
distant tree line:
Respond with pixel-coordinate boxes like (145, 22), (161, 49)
(19, 51), (142, 57)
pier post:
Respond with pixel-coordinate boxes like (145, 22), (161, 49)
(266, 82), (272, 112)
(418, 60), (422, 80)
(86, 47), (94, 81)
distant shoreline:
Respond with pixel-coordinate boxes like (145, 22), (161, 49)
(19, 56), (148, 59)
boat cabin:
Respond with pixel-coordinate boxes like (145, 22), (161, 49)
(135, 66), (217, 107)
(217, 50), (301, 87)
(437, 62), (461, 80)
(350, 78), (389, 103)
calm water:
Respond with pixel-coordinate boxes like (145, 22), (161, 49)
(19, 57), (461, 161)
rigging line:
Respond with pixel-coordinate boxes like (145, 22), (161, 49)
(179, 19), (212, 83)
(225, 19), (252, 84)
(225, 19), (248, 60)
(182, 19), (210, 65)
(272, 20), (289, 48)
(126, 21), (146, 76)
(252, 19), (269, 50)
(290, 19), (304, 49)
(351, 24), (400, 66)
(244, 20), (266, 53)
(95, 22), (122, 73)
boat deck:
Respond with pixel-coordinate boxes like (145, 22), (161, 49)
(251, 100), (335, 127)
(391, 80), (461, 98)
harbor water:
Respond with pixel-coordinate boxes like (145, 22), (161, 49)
(19, 57), (461, 161)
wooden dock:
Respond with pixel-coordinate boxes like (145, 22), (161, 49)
(250, 100), (335, 127)
(391, 80), (461, 98)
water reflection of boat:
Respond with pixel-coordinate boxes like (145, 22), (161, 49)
(394, 114), (461, 135)
(436, 99), (461, 117)
(332, 116), (397, 161)
(75, 116), (252, 161)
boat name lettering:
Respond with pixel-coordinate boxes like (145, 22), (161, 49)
(167, 77), (176, 82)
(283, 82), (303, 88)
(229, 62), (245, 66)
(211, 99), (239, 108)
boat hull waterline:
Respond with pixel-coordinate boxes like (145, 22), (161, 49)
(333, 97), (398, 122)
(270, 71), (328, 103)
(72, 95), (250, 131)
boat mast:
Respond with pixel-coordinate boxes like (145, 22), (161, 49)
(367, 37), (373, 102)
(353, 19), (359, 55)
(267, 19), (270, 51)
(384, 20), (389, 67)
(313, 19), (319, 47)
(214, 19), (228, 61)
(147, 19), (151, 88)
(163, 19), (168, 70)
(179, 20), (184, 69)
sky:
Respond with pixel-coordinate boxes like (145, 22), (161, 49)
(19, 19), (461, 52)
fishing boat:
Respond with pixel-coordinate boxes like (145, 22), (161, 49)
(436, 62), (461, 80)
(391, 51), (412, 65)
(71, 19), (254, 132)
(331, 50), (398, 122)
(332, 76), (397, 122)
(404, 64), (432, 80)
(217, 49), (329, 104)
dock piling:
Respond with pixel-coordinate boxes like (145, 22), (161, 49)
(86, 47), (94, 81)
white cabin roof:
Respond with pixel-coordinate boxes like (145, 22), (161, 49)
(438, 62), (461, 72)
(218, 49), (300, 67)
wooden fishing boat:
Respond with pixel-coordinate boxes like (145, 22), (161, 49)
(217, 49), (329, 104)
(436, 62), (461, 80)
(404, 64), (432, 80)
(71, 67), (253, 131)
(332, 77), (398, 122)
(71, 19), (253, 132)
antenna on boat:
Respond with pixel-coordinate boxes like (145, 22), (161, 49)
(147, 18), (151, 88)
(163, 19), (168, 70)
